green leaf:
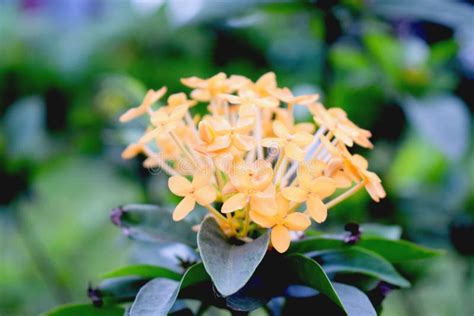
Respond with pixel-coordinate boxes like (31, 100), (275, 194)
(129, 278), (180, 316)
(332, 283), (376, 316)
(129, 263), (210, 316)
(357, 237), (443, 263)
(286, 254), (347, 314)
(360, 224), (402, 240)
(288, 235), (345, 254)
(316, 247), (410, 288)
(180, 262), (211, 289)
(101, 264), (181, 280)
(113, 204), (196, 246)
(363, 32), (403, 85)
(92, 277), (149, 304)
(42, 304), (125, 316)
(402, 95), (470, 161)
(197, 217), (270, 296)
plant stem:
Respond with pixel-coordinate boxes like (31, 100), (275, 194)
(325, 181), (364, 209)
(204, 204), (229, 224)
(239, 205), (251, 238)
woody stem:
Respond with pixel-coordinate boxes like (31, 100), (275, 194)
(325, 181), (364, 209)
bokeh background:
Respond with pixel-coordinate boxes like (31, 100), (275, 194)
(0, 0), (473, 315)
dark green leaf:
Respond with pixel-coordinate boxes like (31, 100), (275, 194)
(288, 235), (345, 254)
(358, 237), (443, 263)
(129, 278), (180, 316)
(333, 283), (376, 316)
(197, 217), (270, 296)
(360, 224), (402, 240)
(316, 247), (410, 288)
(42, 304), (125, 316)
(92, 277), (149, 304)
(286, 254), (347, 314)
(101, 264), (181, 280)
(128, 263), (210, 316)
(180, 262), (211, 289)
(113, 204), (196, 246)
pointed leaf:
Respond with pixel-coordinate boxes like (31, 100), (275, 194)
(90, 277), (149, 304)
(358, 237), (443, 263)
(111, 204), (196, 246)
(128, 263), (210, 316)
(197, 217), (270, 296)
(42, 304), (125, 316)
(288, 235), (345, 254)
(129, 278), (180, 316)
(316, 247), (410, 288)
(101, 265), (181, 280)
(286, 254), (347, 314)
(333, 283), (376, 316)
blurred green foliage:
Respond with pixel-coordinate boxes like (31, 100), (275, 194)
(0, 0), (473, 315)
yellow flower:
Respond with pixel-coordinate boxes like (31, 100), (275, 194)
(220, 88), (279, 110)
(262, 121), (313, 161)
(181, 73), (247, 102)
(121, 72), (386, 240)
(310, 103), (373, 148)
(249, 72), (278, 97)
(281, 166), (336, 223)
(344, 153), (386, 202)
(221, 160), (277, 216)
(270, 87), (319, 107)
(168, 171), (217, 221)
(165, 92), (197, 109)
(119, 87), (167, 122)
(250, 194), (311, 253)
(319, 136), (386, 202)
(138, 105), (188, 144)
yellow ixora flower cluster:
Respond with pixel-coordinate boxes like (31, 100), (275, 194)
(120, 72), (386, 253)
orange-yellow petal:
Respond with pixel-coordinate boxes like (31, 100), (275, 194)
(262, 137), (285, 148)
(250, 195), (277, 216)
(273, 120), (290, 139)
(271, 225), (291, 253)
(221, 192), (248, 213)
(285, 142), (305, 161)
(307, 195), (327, 223)
(281, 187), (307, 203)
(284, 213), (311, 231)
(168, 176), (193, 197)
(232, 134), (256, 151)
(311, 177), (336, 198)
(192, 170), (212, 188)
(249, 210), (276, 228)
(172, 196), (196, 221)
(121, 143), (143, 159)
(194, 185), (217, 205)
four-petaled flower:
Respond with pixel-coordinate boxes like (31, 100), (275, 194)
(222, 160), (277, 216)
(119, 87), (167, 122)
(281, 166), (336, 223)
(250, 194), (311, 253)
(262, 121), (313, 161)
(168, 171), (217, 221)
